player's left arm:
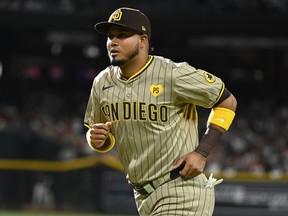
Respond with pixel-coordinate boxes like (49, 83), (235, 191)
(175, 88), (237, 179)
(195, 88), (237, 156)
(207, 88), (237, 132)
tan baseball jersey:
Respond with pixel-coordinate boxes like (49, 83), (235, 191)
(84, 55), (224, 215)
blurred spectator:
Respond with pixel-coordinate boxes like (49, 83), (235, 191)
(32, 175), (55, 209)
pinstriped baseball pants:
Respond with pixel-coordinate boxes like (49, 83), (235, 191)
(134, 173), (215, 216)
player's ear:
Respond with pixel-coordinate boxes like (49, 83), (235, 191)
(139, 34), (149, 48)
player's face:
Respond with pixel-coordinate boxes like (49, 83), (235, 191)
(106, 26), (141, 66)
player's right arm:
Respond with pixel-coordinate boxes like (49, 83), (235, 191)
(85, 122), (115, 153)
(84, 75), (115, 153)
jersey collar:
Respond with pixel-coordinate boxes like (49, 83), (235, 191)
(117, 55), (154, 82)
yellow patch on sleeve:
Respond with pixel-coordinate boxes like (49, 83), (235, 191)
(203, 71), (216, 83)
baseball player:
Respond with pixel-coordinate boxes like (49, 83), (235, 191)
(84, 7), (237, 216)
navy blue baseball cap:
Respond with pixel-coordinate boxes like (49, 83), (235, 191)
(94, 7), (151, 39)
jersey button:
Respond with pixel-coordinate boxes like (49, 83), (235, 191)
(128, 131), (133, 138)
(126, 93), (130, 98)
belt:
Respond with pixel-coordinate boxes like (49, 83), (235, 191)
(130, 163), (185, 195)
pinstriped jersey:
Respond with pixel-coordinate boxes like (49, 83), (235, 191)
(84, 55), (224, 185)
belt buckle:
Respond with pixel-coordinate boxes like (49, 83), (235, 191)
(142, 183), (155, 194)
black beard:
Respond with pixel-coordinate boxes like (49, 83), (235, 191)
(110, 43), (139, 66)
(111, 58), (125, 66)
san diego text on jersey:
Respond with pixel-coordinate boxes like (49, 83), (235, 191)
(101, 101), (168, 122)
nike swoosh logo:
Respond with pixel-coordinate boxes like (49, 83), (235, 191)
(214, 118), (224, 123)
(102, 85), (114, 90)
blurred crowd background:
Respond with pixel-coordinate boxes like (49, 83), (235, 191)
(0, 0), (288, 215)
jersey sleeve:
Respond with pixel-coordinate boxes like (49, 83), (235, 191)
(174, 62), (225, 108)
(84, 78), (102, 128)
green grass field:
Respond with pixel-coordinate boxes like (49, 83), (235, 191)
(0, 211), (134, 216)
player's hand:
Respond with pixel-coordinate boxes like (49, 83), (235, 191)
(174, 151), (207, 180)
(89, 122), (112, 149)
